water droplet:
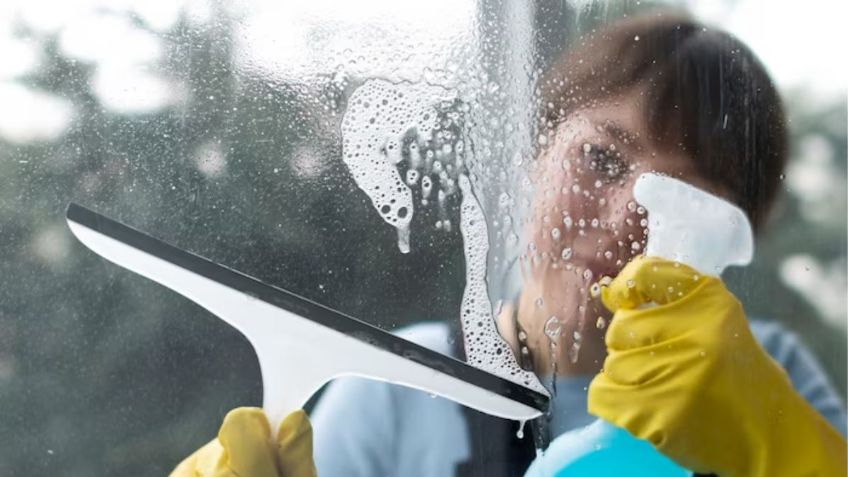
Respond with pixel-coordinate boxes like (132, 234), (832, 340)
(551, 227), (561, 240)
(568, 342), (581, 364)
(590, 282), (601, 298)
(406, 169), (420, 186)
(421, 175), (432, 197)
(561, 247), (573, 260)
(596, 316), (607, 329)
(498, 192), (511, 209)
(535, 297), (544, 308)
(544, 316), (562, 339)
(397, 227), (410, 254)
(516, 420), (527, 439)
(626, 201), (637, 212)
(626, 279), (636, 288)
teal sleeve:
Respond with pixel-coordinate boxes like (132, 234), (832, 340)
(750, 320), (847, 436)
(311, 377), (397, 477)
(309, 322), (470, 477)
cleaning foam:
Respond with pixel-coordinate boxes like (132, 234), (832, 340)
(341, 79), (546, 394)
(341, 79), (454, 253)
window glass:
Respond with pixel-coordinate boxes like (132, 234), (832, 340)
(0, 0), (844, 475)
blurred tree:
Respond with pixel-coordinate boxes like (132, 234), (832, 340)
(0, 7), (467, 476)
(726, 94), (848, 395)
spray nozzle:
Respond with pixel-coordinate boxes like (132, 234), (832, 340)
(633, 173), (754, 275)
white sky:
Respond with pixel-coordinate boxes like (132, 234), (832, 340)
(0, 0), (844, 138)
(688, 0), (848, 103)
(233, 0), (475, 83)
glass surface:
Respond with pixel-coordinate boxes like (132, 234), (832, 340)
(0, 0), (844, 475)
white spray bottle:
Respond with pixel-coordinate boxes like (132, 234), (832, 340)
(634, 172), (754, 275)
(524, 172), (755, 476)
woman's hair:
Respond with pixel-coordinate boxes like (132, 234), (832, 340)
(540, 12), (787, 230)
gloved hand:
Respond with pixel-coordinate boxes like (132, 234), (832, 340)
(170, 407), (316, 477)
(589, 256), (847, 477)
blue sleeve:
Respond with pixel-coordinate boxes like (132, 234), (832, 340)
(751, 320), (847, 436)
(309, 322), (469, 477)
(310, 377), (398, 477)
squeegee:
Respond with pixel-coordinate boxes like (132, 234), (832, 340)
(65, 203), (549, 429)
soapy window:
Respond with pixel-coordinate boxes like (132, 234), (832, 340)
(0, 0), (845, 475)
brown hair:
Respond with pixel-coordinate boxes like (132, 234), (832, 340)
(540, 12), (787, 230)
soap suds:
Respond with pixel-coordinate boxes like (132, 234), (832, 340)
(459, 175), (547, 394)
(341, 79), (546, 394)
(341, 79), (454, 253)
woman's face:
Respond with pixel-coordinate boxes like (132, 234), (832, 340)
(526, 99), (713, 279)
(513, 97), (722, 374)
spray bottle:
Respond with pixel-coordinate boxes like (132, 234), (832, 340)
(524, 172), (755, 476)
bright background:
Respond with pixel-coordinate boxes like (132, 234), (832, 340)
(0, 1), (844, 475)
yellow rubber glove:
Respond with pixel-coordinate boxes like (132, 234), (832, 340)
(170, 407), (316, 477)
(589, 256), (847, 477)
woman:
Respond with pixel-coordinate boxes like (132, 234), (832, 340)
(172, 13), (847, 477)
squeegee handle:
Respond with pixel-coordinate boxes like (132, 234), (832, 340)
(65, 203), (548, 432)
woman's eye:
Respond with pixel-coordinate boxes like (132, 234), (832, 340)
(582, 143), (627, 181)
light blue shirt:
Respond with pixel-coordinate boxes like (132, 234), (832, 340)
(311, 320), (847, 477)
